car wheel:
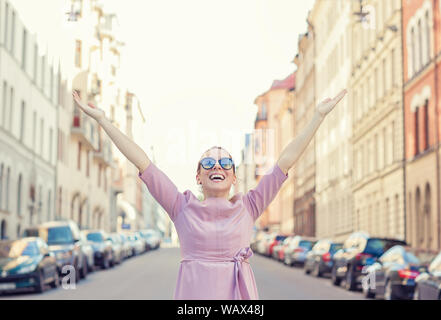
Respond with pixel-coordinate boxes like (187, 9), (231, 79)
(331, 265), (341, 286)
(50, 270), (60, 289)
(103, 257), (110, 270)
(284, 256), (292, 266)
(345, 266), (356, 291)
(81, 257), (87, 279)
(35, 270), (46, 293)
(362, 276), (375, 299)
(413, 285), (420, 300)
(304, 264), (311, 274)
(384, 279), (396, 300)
(313, 263), (322, 278)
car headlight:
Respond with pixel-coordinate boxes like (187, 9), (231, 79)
(17, 264), (37, 274)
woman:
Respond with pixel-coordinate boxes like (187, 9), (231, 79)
(72, 89), (346, 299)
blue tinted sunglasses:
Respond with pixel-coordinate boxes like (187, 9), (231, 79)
(199, 157), (235, 170)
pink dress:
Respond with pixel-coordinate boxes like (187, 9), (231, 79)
(138, 162), (288, 300)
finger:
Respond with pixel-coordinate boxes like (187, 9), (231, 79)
(332, 89), (347, 103)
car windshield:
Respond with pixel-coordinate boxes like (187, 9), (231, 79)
(330, 243), (343, 254)
(299, 240), (313, 250)
(405, 251), (420, 264)
(365, 239), (405, 257)
(86, 233), (104, 242)
(0, 241), (39, 258)
(46, 227), (74, 245)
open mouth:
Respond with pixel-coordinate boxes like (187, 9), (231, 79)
(209, 173), (225, 182)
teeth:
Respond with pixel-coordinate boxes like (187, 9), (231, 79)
(210, 174), (224, 180)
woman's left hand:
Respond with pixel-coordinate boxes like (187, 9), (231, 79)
(316, 89), (347, 118)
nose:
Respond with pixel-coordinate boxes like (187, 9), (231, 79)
(212, 161), (222, 171)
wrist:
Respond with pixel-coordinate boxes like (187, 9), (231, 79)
(315, 109), (326, 121)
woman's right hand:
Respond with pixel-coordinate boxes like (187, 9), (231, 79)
(72, 90), (105, 122)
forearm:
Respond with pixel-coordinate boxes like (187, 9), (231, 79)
(277, 110), (325, 174)
(97, 116), (151, 173)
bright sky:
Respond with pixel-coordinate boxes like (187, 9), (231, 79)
(12, 0), (315, 195)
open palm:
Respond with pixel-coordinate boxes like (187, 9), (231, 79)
(72, 91), (105, 121)
(316, 89), (347, 118)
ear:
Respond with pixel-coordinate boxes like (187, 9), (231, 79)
(196, 174), (201, 185)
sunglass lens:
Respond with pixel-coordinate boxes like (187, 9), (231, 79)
(201, 158), (216, 169)
(220, 158), (233, 170)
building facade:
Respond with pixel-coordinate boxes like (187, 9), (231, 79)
(402, 0), (441, 252)
(350, 0), (405, 240)
(310, 0), (353, 241)
(0, 0), (57, 239)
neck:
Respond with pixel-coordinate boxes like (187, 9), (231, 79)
(203, 189), (230, 200)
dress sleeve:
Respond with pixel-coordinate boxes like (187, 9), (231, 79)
(243, 163), (288, 222)
(138, 163), (189, 222)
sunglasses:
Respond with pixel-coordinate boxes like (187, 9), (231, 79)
(199, 157), (235, 171)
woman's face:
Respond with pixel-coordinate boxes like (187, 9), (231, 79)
(196, 148), (236, 196)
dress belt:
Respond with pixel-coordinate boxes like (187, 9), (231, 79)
(180, 247), (254, 300)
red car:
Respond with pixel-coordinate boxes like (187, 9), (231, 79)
(268, 235), (288, 257)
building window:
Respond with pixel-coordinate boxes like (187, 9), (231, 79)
(411, 27), (416, 75)
(58, 186), (62, 218)
(4, 3), (9, 51)
(20, 101), (25, 142)
(41, 55), (45, 92)
(2, 81), (7, 128)
(414, 107), (419, 156)
(47, 190), (52, 221)
(49, 128), (53, 163)
(98, 164), (102, 187)
(33, 44), (38, 82)
(9, 87), (14, 132)
(5, 167), (10, 211)
(33, 111), (37, 150)
(22, 29), (27, 70)
(425, 11), (430, 63)
(17, 174), (22, 216)
(11, 11), (15, 55)
(383, 127), (387, 167)
(418, 19), (423, 69)
(40, 118), (44, 156)
(423, 99), (429, 151)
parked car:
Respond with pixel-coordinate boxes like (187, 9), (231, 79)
(304, 240), (343, 277)
(331, 232), (407, 291)
(108, 233), (124, 264)
(23, 220), (88, 282)
(273, 236), (293, 261)
(79, 231), (95, 272)
(0, 238), (59, 294)
(283, 236), (317, 267)
(250, 230), (266, 252)
(363, 245), (426, 299)
(139, 229), (161, 250)
(118, 233), (132, 259)
(255, 233), (274, 256)
(83, 230), (114, 269)
(267, 235), (287, 258)
(126, 233), (145, 256)
(414, 251), (441, 300)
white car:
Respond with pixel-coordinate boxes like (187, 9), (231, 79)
(140, 229), (161, 250)
(127, 233), (144, 256)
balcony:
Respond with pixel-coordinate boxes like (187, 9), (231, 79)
(71, 112), (99, 150)
(94, 137), (113, 167)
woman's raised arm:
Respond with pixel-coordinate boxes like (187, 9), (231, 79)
(72, 91), (151, 173)
(277, 89), (347, 175)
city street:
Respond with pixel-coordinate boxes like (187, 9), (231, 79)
(0, 247), (364, 300)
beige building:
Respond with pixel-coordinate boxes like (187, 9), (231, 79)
(310, 0), (353, 242)
(292, 23), (316, 237)
(253, 73), (294, 232)
(0, 0), (58, 239)
(350, 0), (405, 240)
